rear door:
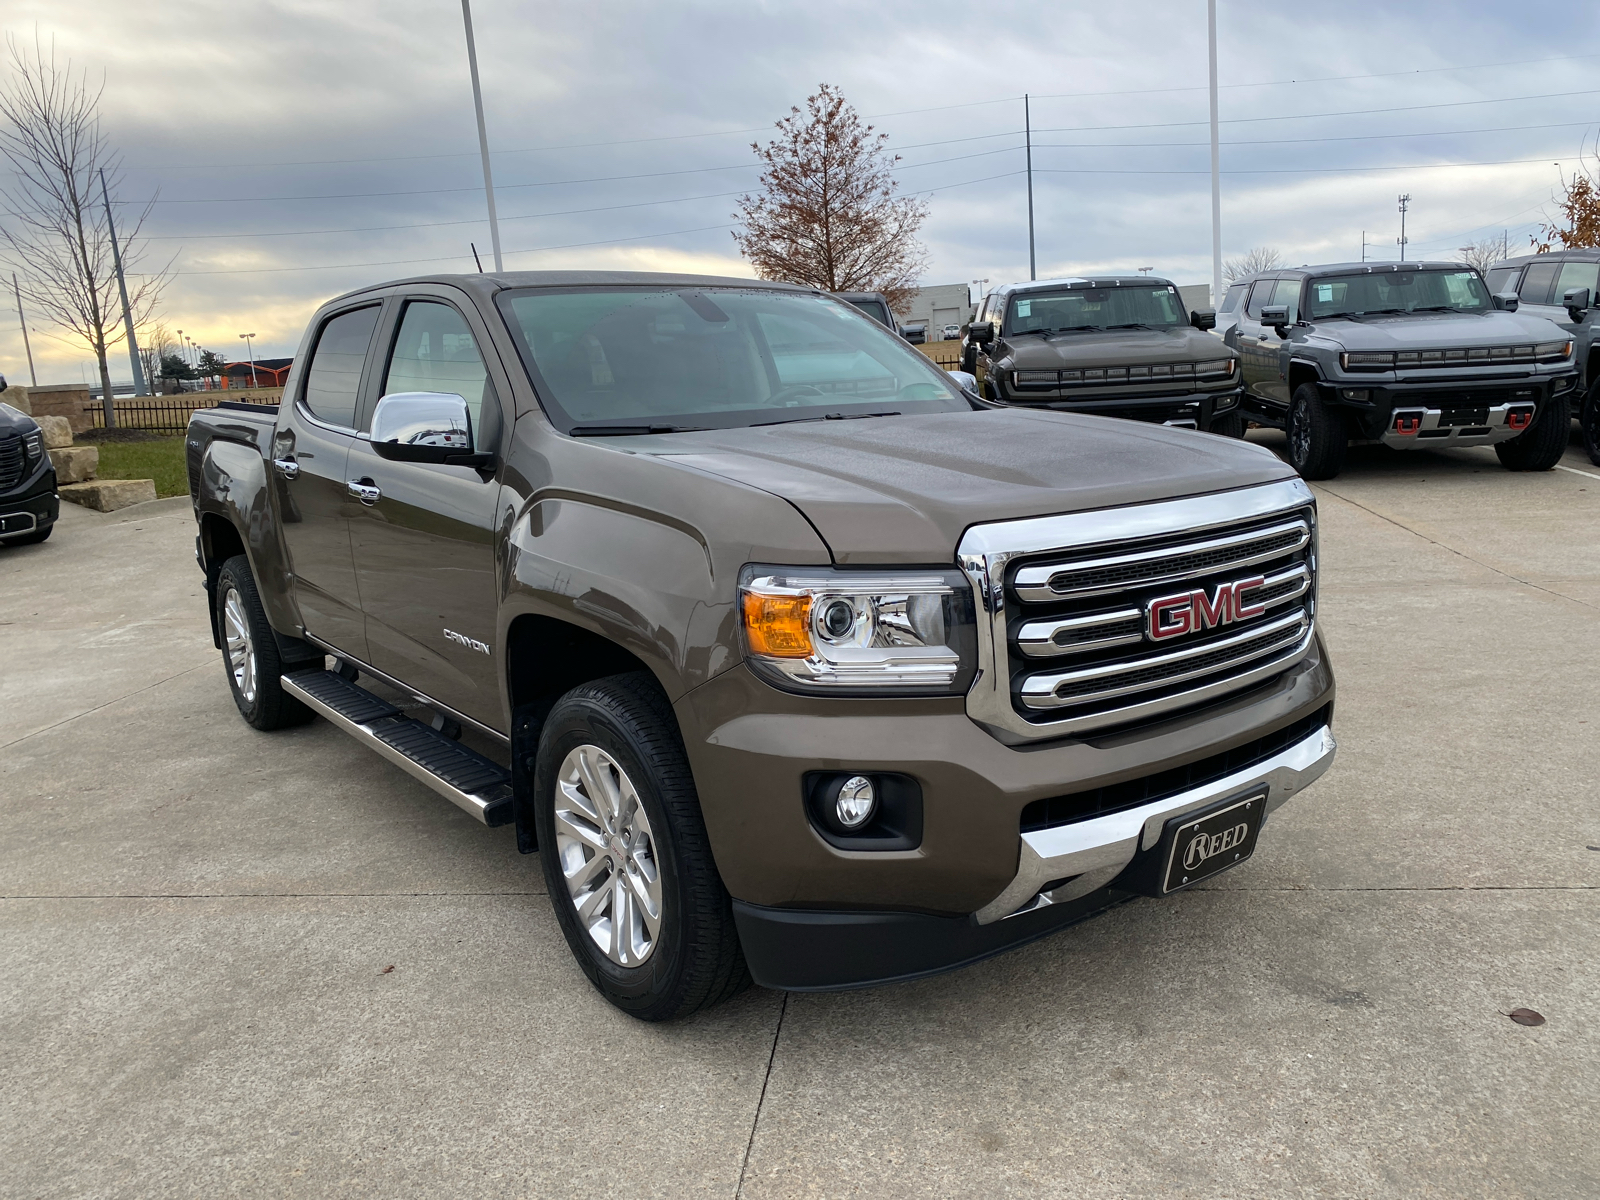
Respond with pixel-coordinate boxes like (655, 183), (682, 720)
(274, 302), (384, 658)
(345, 290), (508, 730)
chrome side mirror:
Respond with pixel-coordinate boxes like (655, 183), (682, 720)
(368, 391), (488, 465)
(948, 369), (979, 395)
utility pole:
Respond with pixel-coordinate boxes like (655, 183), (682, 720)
(1025, 94), (1036, 281)
(99, 167), (145, 412)
(12, 273), (36, 387)
(239, 333), (258, 388)
(1207, 0), (1223, 311)
(460, 0), (503, 272)
(1361, 231), (1368, 262)
(1397, 193), (1411, 262)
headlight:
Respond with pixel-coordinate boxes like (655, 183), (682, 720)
(739, 565), (977, 694)
(1012, 370), (1059, 386)
(1536, 340), (1573, 361)
(1196, 358), (1236, 377)
(1340, 351), (1396, 368)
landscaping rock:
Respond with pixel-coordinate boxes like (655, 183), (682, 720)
(35, 415), (74, 449)
(58, 478), (156, 512)
(48, 445), (99, 484)
(2, 385), (30, 414)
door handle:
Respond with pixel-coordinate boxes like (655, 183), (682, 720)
(273, 457), (300, 480)
(347, 479), (382, 505)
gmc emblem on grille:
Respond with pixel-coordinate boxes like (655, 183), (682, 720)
(1146, 575), (1267, 641)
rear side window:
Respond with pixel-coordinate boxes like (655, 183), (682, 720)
(1518, 259), (1560, 305)
(301, 305), (380, 429)
(1483, 266), (1521, 295)
(846, 298), (892, 328)
(1219, 283), (1246, 314)
(1555, 260), (1599, 302)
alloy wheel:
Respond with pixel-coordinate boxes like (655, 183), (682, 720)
(222, 586), (257, 704)
(1288, 396), (1311, 466)
(553, 743), (664, 967)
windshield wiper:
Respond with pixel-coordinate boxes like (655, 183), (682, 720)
(752, 410), (902, 427)
(567, 423), (708, 436)
(1105, 322), (1159, 330)
(1411, 305), (1466, 312)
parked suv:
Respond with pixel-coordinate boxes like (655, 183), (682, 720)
(186, 271), (1336, 1020)
(962, 277), (1245, 434)
(1484, 250), (1600, 465)
(1221, 262), (1579, 479)
(0, 377), (58, 547)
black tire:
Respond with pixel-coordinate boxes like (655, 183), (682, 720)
(1286, 383), (1347, 480)
(215, 555), (314, 731)
(1495, 393), (1570, 471)
(3, 524), (51, 546)
(1209, 411), (1247, 439)
(534, 671), (749, 1021)
(1580, 382), (1600, 467)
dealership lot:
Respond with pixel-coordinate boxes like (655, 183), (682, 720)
(1, 435), (1596, 1199)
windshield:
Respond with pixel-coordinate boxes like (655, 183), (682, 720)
(1303, 269), (1492, 319)
(1005, 284), (1187, 333)
(497, 288), (968, 433)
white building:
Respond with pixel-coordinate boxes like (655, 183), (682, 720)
(897, 283), (975, 340)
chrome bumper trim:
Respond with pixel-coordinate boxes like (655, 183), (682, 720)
(1380, 401), (1529, 449)
(973, 723), (1336, 924)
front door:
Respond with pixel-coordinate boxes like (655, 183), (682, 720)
(1234, 278), (1282, 412)
(275, 303), (383, 659)
(1524, 257), (1597, 354)
(346, 294), (506, 729)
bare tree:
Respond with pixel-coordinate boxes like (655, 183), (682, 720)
(1533, 134), (1600, 253)
(1222, 247), (1283, 282)
(138, 318), (173, 389)
(733, 84), (928, 313)
(0, 34), (168, 424)
(1459, 237), (1508, 273)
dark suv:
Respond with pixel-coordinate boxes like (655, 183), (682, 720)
(1484, 250), (1600, 464)
(962, 277), (1244, 434)
(0, 377), (58, 547)
(1217, 262), (1579, 479)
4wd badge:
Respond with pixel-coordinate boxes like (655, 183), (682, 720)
(1146, 575), (1266, 641)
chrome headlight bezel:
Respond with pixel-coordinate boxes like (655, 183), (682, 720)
(739, 564), (978, 696)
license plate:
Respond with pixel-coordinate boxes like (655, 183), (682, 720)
(1161, 791), (1265, 893)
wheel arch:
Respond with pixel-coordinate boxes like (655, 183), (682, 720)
(1287, 358), (1324, 398)
(198, 511), (248, 647)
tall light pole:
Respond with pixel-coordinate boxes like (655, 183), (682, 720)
(1024, 94), (1036, 281)
(460, 0), (503, 272)
(12, 273), (36, 386)
(239, 333), (258, 388)
(99, 167), (145, 412)
(1397, 194), (1411, 262)
(1207, 0), (1223, 310)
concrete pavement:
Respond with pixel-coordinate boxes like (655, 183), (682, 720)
(1, 435), (1596, 1198)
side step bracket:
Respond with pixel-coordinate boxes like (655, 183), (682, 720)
(282, 670), (513, 826)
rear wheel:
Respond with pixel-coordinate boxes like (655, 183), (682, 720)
(534, 672), (749, 1021)
(215, 555), (314, 731)
(1580, 381), (1600, 467)
(1286, 384), (1346, 480)
(1495, 393), (1570, 471)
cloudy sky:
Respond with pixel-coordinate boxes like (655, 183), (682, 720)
(3, 0), (1599, 384)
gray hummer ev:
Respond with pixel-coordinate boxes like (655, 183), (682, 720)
(186, 271), (1336, 1020)
(962, 276), (1245, 434)
(1484, 250), (1600, 465)
(1218, 261), (1579, 479)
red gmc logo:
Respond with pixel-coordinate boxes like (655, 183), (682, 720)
(1147, 576), (1267, 641)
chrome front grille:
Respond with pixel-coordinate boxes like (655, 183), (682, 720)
(958, 479), (1318, 741)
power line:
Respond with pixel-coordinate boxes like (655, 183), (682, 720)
(1032, 154), (1579, 176)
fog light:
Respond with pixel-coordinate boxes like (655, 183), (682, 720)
(835, 775), (876, 829)
(1341, 388), (1369, 402)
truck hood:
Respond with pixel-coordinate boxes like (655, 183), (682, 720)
(0, 402), (39, 436)
(648, 408), (1294, 564)
(999, 325), (1233, 368)
(1304, 308), (1569, 350)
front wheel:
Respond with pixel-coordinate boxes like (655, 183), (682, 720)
(534, 672), (749, 1021)
(215, 555), (314, 731)
(1286, 384), (1346, 480)
(1495, 393), (1570, 471)
(1209, 411), (1247, 439)
(1580, 382), (1600, 467)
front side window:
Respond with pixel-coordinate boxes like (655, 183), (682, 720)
(1555, 260), (1600, 301)
(1271, 278), (1302, 322)
(497, 288), (967, 433)
(1302, 270), (1492, 319)
(1003, 284), (1186, 333)
(845, 297), (893, 328)
(1244, 279), (1276, 319)
(383, 301), (493, 447)
(301, 305), (381, 429)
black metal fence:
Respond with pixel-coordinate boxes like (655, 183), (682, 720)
(919, 345), (963, 371)
(83, 395), (279, 434)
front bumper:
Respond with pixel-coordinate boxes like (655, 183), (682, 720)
(1324, 371), (1579, 448)
(0, 462), (59, 541)
(997, 386), (1244, 430)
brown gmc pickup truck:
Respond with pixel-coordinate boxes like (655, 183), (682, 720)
(187, 271), (1336, 1020)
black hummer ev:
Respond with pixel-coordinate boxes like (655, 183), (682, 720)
(961, 277), (1244, 434)
(1217, 262), (1578, 480)
(0, 376), (58, 547)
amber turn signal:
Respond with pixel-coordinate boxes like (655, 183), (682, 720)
(743, 591), (813, 658)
